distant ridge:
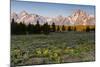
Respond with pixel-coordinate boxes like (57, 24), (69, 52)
(11, 9), (95, 25)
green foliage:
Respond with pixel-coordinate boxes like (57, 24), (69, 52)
(57, 25), (60, 32)
(35, 21), (41, 34)
(42, 22), (50, 34)
(68, 26), (72, 31)
(27, 23), (35, 34)
(51, 22), (56, 32)
(11, 18), (95, 35)
(62, 25), (66, 31)
(86, 26), (90, 32)
(11, 32), (95, 66)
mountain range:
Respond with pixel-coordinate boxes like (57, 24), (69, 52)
(11, 9), (95, 25)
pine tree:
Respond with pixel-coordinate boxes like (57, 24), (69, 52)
(74, 26), (76, 31)
(62, 25), (66, 31)
(11, 18), (19, 34)
(11, 18), (15, 34)
(27, 23), (35, 34)
(86, 26), (90, 32)
(68, 26), (71, 31)
(42, 22), (50, 34)
(35, 20), (41, 34)
(52, 22), (56, 32)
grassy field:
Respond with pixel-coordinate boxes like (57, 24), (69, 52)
(11, 31), (95, 66)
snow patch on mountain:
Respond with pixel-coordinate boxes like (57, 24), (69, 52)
(11, 9), (95, 25)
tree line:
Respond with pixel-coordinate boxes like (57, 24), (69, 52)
(11, 18), (95, 35)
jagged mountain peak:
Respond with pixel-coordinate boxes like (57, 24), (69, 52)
(20, 10), (28, 15)
(11, 10), (95, 25)
(11, 12), (18, 21)
(18, 10), (29, 18)
(68, 9), (94, 25)
(71, 9), (89, 18)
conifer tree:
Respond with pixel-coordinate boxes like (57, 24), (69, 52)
(27, 23), (35, 34)
(62, 25), (66, 31)
(11, 18), (18, 34)
(42, 22), (50, 34)
(68, 26), (71, 31)
(74, 26), (76, 31)
(52, 22), (56, 32)
(86, 26), (90, 32)
(35, 20), (41, 34)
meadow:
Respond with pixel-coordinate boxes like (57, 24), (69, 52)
(11, 31), (95, 66)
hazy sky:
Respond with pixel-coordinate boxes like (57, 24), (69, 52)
(11, 0), (95, 17)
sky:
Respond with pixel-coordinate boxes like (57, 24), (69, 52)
(11, 0), (95, 17)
